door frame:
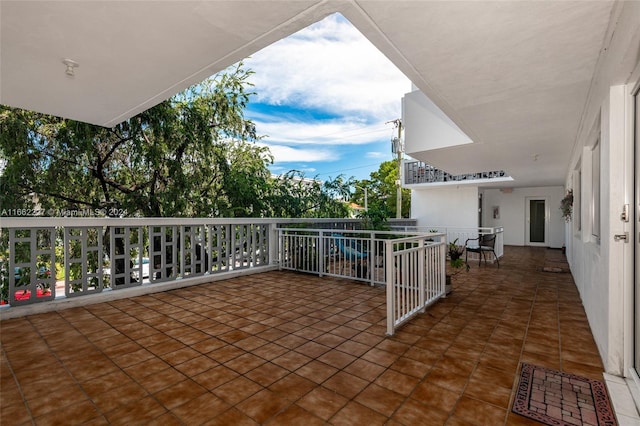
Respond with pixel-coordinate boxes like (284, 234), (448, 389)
(525, 197), (549, 246)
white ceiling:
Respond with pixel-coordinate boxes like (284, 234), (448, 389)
(0, 0), (617, 188)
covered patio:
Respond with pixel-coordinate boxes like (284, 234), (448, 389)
(1, 246), (605, 425)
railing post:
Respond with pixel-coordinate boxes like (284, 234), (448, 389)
(319, 231), (325, 277)
(440, 241), (446, 296)
(385, 239), (395, 336)
(369, 231), (375, 286)
(271, 225), (281, 269)
(418, 238), (425, 312)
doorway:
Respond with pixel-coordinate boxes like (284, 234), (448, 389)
(526, 197), (548, 246)
(633, 89), (640, 375)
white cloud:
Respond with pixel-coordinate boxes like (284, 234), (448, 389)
(254, 117), (392, 146)
(257, 142), (337, 163)
(245, 14), (410, 122)
(366, 151), (387, 159)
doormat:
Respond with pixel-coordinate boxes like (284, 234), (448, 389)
(512, 363), (617, 426)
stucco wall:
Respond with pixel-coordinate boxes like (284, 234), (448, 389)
(482, 186), (565, 248)
(564, 1), (640, 375)
(411, 186), (479, 229)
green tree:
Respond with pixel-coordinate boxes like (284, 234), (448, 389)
(267, 171), (353, 218)
(0, 63), (267, 217)
(353, 160), (410, 219)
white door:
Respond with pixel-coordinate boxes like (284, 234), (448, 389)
(634, 90), (640, 374)
(526, 197), (548, 246)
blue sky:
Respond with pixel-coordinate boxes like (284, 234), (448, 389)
(240, 13), (411, 182)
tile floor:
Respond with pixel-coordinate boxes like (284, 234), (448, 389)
(0, 246), (606, 425)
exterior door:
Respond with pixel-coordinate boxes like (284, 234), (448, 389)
(634, 90), (640, 373)
(526, 198), (548, 246)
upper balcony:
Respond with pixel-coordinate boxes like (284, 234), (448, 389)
(403, 160), (513, 188)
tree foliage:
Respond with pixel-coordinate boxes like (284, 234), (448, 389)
(0, 63), (352, 219)
(352, 160), (410, 219)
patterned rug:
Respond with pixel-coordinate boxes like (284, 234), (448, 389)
(512, 363), (617, 425)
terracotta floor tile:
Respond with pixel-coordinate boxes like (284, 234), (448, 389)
(224, 352), (266, 374)
(362, 347), (400, 367)
(323, 370), (369, 399)
(204, 407), (259, 426)
(123, 357), (170, 381)
(33, 398), (101, 425)
(236, 388), (290, 424)
(410, 380), (460, 413)
(271, 351), (312, 371)
(452, 395), (507, 425)
(294, 341), (331, 359)
(423, 366), (469, 394)
(174, 354), (218, 376)
(330, 325), (360, 339)
(245, 362), (290, 387)
(27, 385), (88, 417)
(313, 332), (346, 347)
(154, 379), (208, 410)
(343, 358), (386, 382)
(463, 377), (512, 409)
(389, 356), (431, 379)
(375, 368), (420, 396)
(19, 371), (76, 401)
(146, 412), (183, 426)
(264, 404), (325, 425)
(391, 398), (450, 426)
(207, 345), (245, 363)
(82, 370), (135, 399)
(91, 380), (148, 414)
(274, 334), (307, 350)
(316, 349), (356, 370)
(102, 396), (165, 424)
(111, 347), (157, 369)
(1, 401), (33, 426)
(330, 401), (388, 426)
(269, 373), (316, 402)
(297, 386), (348, 420)
(190, 337), (227, 355)
(295, 360), (338, 384)
(213, 376), (263, 405)
(192, 365), (239, 390)
(355, 383), (405, 417)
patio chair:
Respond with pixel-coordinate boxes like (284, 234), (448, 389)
(332, 234), (369, 278)
(465, 234), (499, 268)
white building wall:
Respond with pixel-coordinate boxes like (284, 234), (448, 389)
(482, 186), (565, 248)
(564, 1), (640, 376)
(411, 186), (478, 229)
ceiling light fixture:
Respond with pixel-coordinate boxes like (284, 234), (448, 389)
(62, 59), (79, 77)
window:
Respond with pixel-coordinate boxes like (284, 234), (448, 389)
(591, 139), (600, 243)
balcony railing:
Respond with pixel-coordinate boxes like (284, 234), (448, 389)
(277, 228), (446, 334)
(404, 160), (509, 185)
(1, 218), (445, 335)
(391, 225), (504, 262)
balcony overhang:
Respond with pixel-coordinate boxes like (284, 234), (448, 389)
(1, 1), (617, 188)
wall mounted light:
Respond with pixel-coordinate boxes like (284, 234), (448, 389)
(62, 59), (79, 77)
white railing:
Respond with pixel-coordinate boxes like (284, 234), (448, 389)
(277, 228), (446, 334)
(391, 225), (504, 263)
(404, 160), (509, 185)
(1, 218), (448, 335)
(0, 218), (277, 308)
(385, 236), (446, 335)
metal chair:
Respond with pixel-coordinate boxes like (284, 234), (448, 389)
(465, 234), (499, 268)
